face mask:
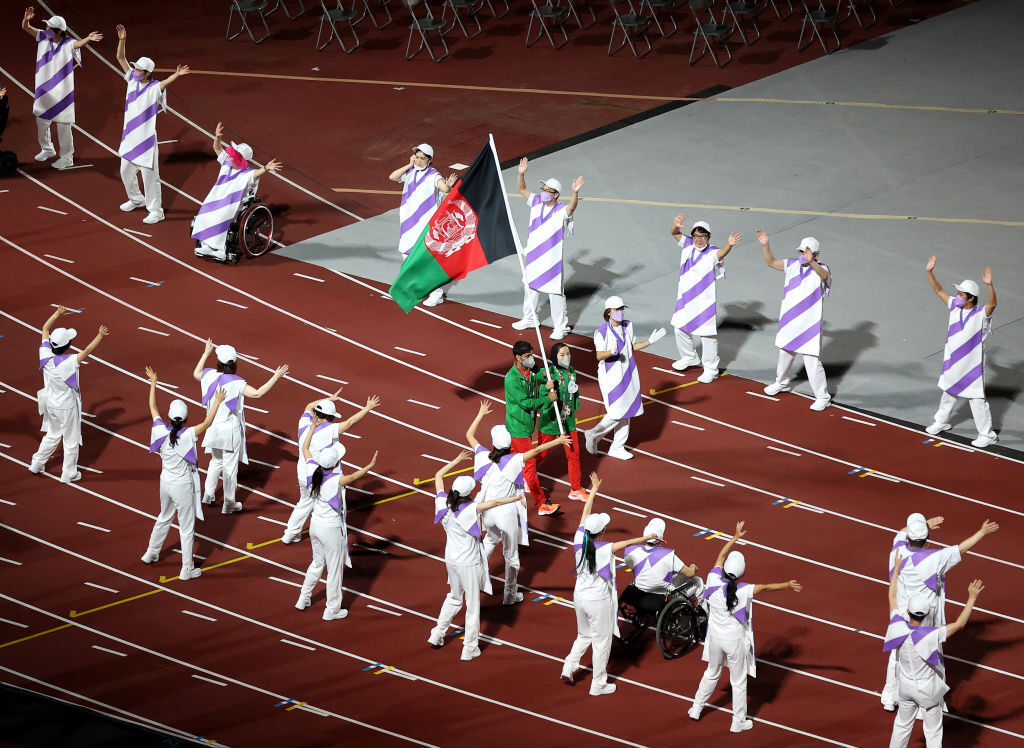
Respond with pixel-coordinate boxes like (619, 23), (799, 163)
(952, 296), (966, 308)
(539, 191), (555, 203)
(521, 355), (535, 369)
(557, 355), (571, 368)
(610, 310), (624, 322)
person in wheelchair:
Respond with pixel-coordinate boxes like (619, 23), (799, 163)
(623, 519), (700, 610)
(192, 121), (281, 262)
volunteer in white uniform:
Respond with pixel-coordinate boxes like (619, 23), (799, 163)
(466, 400), (569, 604)
(624, 519), (698, 595)
(192, 339), (288, 513)
(30, 305), (109, 483)
(282, 390), (380, 544)
(141, 367), (224, 580)
(428, 450), (525, 660)
(886, 557), (984, 748)
(688, 521), (802, 733)
(561, 472), (655, 696)
(295, 427), (378, 621)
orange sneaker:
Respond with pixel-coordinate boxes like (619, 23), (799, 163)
(537, 503), (561, 516)
(567, 489), (588, 502)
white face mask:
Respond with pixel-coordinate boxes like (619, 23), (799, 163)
(521, 355), (535, 369)
(557, 355), (571, 367)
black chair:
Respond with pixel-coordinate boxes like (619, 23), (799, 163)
(227, 0), (272, 43)
(316, 0), (361, 52)
(442, 0), (484, 39)
(526, 0), (572, 48)
(639, 0), (678, 38)
(267, 0), (305, 18)
(721, 0), (760, 45)
(797, 0), (840, 53)
(404, 0), (451, 61)
(608, 0), (654, 58)
(688, 0), (732, 66)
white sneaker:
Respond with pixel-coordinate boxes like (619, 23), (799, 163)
(180, 568), (202, 580)
(281, 534), (301, 544)
(583, 429), (598, 455)
(222, 501), (243, 514)
(460, 646), (481, 661)
(60, 471), (82, 484)
(503, 592), (524, 605)
(295, 594), (311, 610)
(671, 357), (700, 371)
(28, 462), (45, 474)
(428, 633), (444, 649)
(120, 200), (145, 212)
(560, 669), (575, 686)
(202, 493), (217, 505)
(550, 328), (568, 340)
(34, 148), (57, 161)
(972, 434), (998, 448)
(52, 156), (74, 170)
(141, 552), (159, 564)
(606, 447), (634, 461)
(697, 369), (718, 384)
(511, 318), (536, 331)
(925, 422), (952, 436)
(763, 382), (790, 396)
(142, 210), (165, 225)
(323, 608), (349, 621)
(589, 683), (616, 696)
(687, 705), (702, 721)
(730, 719), (754, 733)
(422, 288), (445, 307)
(809, 398), (831, 412)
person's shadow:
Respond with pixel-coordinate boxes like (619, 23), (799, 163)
(717, 301), (772, 369)
(785, 320), (879, 394)
(563, 249), (645, 330)
(981, 354), (1024, 430)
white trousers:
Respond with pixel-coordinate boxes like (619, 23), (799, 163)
(889, 699), (943, 747)
(692, 636), (749, 726)
(934, 391), (996, 439)
(675, 329), (719, 372)
(31, 406), (81, 479)
(283, 482), (314, 541)
(482, 511), (520, 598)
(430, 562), (482, 651)
(299, 518), (346, 614)
(562, 595), (614, 689)
(37, 117), (73, 157)
(588, 415), (630, 452)
(204, 446), (241, 505)
(120, 153), (163, 213)
(522, 287), (569, 333)
(775, 349), (830, 401)
(146, 479), (198, 573)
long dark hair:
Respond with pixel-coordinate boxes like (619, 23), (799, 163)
(488, 446), (511, 464)
(724, 572), (739, 612)
(551, 342), (569, 367)
(310, 465), (325, 498)
(169, 417), (185, 448)
(217, 360), (237, 374)
(446, 487), (468, 513)
(51, 343), (71, 355)
(577, 530), (598, 575)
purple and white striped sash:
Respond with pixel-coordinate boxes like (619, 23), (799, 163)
(938, 298), (989, 399)
(574, 526), (615, 584)
(38, 341), (79, 390)
(33, 30), (81, 122)
(149, 419), (199, 465)
(201, 370), (245, 412)
(704, 566), (752, 625)
(119, 70), (166, 169)
(671, 237), (722, 336)
(594, 321), (643, 420)
(523, 193), (569, 294)
(433, 494), (483, 539)
(191, 153), (255, 250)
(398, 167), (441, 256)
(626, 545), (676, 584)
(775, 257), (831, 356)
(883, 612), (944, 672)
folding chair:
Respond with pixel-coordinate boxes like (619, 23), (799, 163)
(526, 0), (571, 48)
(442, 0), (483, 39)
(688, 0), (732, 66)
(797, 0), (840, 53)
(485, 0), (511, 18)
(404, 0), (451, 61)
(267, 0), (305, 19)
(227, 0), (272, 44)
(639, 0), (678, 38)
(566, 0), (597, 29)
(766, 0), (794, 19)
(358, 0), (394, 28)
(840, 0), (875, 29)
(316, 0), (361, 52)
(608, 0), (654, 58)
(720, 0), (760, 44)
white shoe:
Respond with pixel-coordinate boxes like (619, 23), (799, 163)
(606, 447), (634, 461)
(730, 719), (753, 733)
(671, 356), (700, 371)
(589, 683), (616, 696)
(281, 534), (301, 544)
(295, 594), (311, 610)
(511, 318), (536, 331)
(141, 552), (159, 564)
(428, 633), (444, 649)
(422, 288), (445, 307)
(971, 434), (998, 448)
(34, 148), (57, 161)
(142, 210), (165, 225)
(180, 568), (202, 580)
(549, 328), (568, 340)
(202, 493), (217, 505)
(697, 369), (718, 384)
(52, 156), (74, 169)
(809, 398), (831, 412)
(120, 200), (145, 212)
(28, 462), (45, 474)
(763, 382), (790, 396)
(687, 706), (702, 721)
(583, 429), (598, 455)
(925, 422), (952, 436)
(460, 646), (481, 661)
(323, 608), (349, 621)
(503, 592), (524, 605)
(222, 501), (243, 514)
(882, 702), (896, 713)
(60, 471), (82, 484)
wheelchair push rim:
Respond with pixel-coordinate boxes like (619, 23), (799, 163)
(656, 597), (697, 659)
(239, 202), (274, 257)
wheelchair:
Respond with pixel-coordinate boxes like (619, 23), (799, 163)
(617, 576), (708, 659)
(192, 196), (274, 264)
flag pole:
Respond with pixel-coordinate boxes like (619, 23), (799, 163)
(489, 134), (566, 438)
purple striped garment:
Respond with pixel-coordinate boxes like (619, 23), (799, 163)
(937, 297), (991, 399)
(118, 70), (166, 169)
(594, 321), (643, 420)
(398, 167), (441, 256)
(523, 193), (570, 294)
(33, 30), (81, 123)
(191, 152), (256, 250)
(671, 237), (723, 336)
(775, 257), (831, 356)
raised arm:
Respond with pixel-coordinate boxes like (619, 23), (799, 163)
(433, 449), (471, 494)
(114, 24), (129, 73)
(565, 176), (583, 217)
(252, 158), (283, 180)
(41, 305), (67, 340)
(145, 366), (161, 421)
(306, 387), (342, 415)
(388, 154), (415, 183)
(160, 64), (190, 91)
(337, 451), (379, 487)
(522, 433), (571, 461)
(477, 494), (527, 513)
(670, 212), (686, 239)
(805, 250), (829, 282)
(634, 327), (666, 353)
(465, 400), (491, 449)
(714, 521), (746, 569)
(945, 579), (983, 638)
(77, 325), (108, 363)
(212, 121), (225, 156)
(579, 472), (601, 524)
(517, 158), (530, 199)
(888, 555), (903, 612)
(193, 338), (214, 381)
(340, 395), (380, 433)
(436, 173), (456, 194)
(924, 255), (949, 305)
(717, 232), (741, 261)
(753, 580), (802, 595)
(756, 229), (784, 271)
(194, 388), (225, 438)
(612, 534), (659, 554)
(22, 6), (40, 37)
(301, 420), (315, 462)
(982, 267), (996, 317)
(72, 31), (103, 49)
(959, 520), (999, 555)
(243, 364), (289, 399)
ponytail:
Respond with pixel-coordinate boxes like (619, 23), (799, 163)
(488, 446), (511, 463)
(446, 488), (464, 513)
(310, 465), (325, 498)
(725, 573), (739, 612)
(169, 418), (185, 448)
(576, 531), (598, 575)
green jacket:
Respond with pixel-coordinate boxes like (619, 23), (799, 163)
(504, 364), (551, 439)
(539, 364), (579, 435)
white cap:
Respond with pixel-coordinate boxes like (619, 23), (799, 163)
(490, 424), (511, 450)
(215, 344), (237, 364)
(907, 592), (932, 617)
(540, 178), (563, 193)
(413, 143), (434, 158)
(313, 400), (338, 418)
(954, 279), (981, 297)
(643, 518), (666, 541)
(316, 446), (341, 469)
(133, 57), (155, 73)
(45, 16), (67, 31)
(584, 512), (611, 535)
(906, 513), (929, 541)
(691, 221), (711, 235)
(604, 295), (627, 310)
(49, 327), (77, 348)
(723, 550), (746, 579)
(229, 142), (253, 161)
(799, 237), (821, 254)
(452, 475), (476, 496)
(168, 399), (188, 421)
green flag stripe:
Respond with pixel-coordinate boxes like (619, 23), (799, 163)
(388, 236), (452, 313)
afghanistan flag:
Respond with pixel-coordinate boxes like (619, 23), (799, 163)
(389, 137), (519, 313)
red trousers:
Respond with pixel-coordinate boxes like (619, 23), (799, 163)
(511, 430), (583, 508)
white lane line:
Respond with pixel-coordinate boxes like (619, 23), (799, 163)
(248, 458), (278, 469)
(49, 303), (82, 313)
(867, 472), (900, 483)
(122, 228), (153, 238)
(58, 164), (94, 171)
(0, 556), (22, 566)
(83, 582), (119, 594)
(76, 521), (110, 532)
(91, 645), (127, 657)
(690, 476), (725, 487)
(161, 382), (179, 389)
(244, 404), (270, 414)
(767, 445), (802, 457)
(258, 515), (288, 526)
(138, 326), (169, 336)
(78, 466), (102, 474)
(469, 318), (501, 329)
(842, 415), (876, 427)
(652, 366), (687, 377)
(365, 604), (402, 617)
(37, 205), (68, 215)
(580, 395), (603, 404)
(173, 549), (206, 560)
(0, 499), (17, 505)
(532, 539), (568, 549)
(281, 638), (317, 650)
(181, 610), (218, 622)
(237, 353), (259, 361)
(216, 299), (248, 309)
(82, 412), (96, 417)
(746, 391), (779, 401)
(0, 617), (28, 628)
(191, 674), (228, 687)
(408, 399), (440, 410)
(346, 486), (372, 495)
(268, 576), (303, 588)
(316, 374), (348, 385)
(43, 253), (74, 264)
(129, 276), (162, 286)
(0, 189), (7, 193)
(157, 139), (178, 145)
(565, 344), (589, 351)
(394, 346), (426, 357)
(341, 431), (362, 439)
(671, 420), (705, 431)
(485, 370), (504, 377)
(933, 438), (974, 453)
(353, 543), (387, 554)
(296, 704), (331, 717)
(294, 272), (326, 283)
(420, 454), (448, 463)
(612, 507), (647, 518)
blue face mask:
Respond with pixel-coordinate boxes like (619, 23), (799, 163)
(952, 296), (966, 309)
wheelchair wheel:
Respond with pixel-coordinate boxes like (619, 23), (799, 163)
(239, 202), (273, 257)
(656, 597), (697, 660)
(616, 599), (651, 646)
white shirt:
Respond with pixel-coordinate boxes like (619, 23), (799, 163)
(624, 545), (685, 594)
(39, 341), (80, 410)
(572, 526), (616, 602)
(296, 411), (341, 485)
(704, 566), (754, 641)
(435, 493), (482, 567)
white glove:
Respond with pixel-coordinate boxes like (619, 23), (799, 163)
(568, 381), (579, 394)
(648, 327), (667, 345)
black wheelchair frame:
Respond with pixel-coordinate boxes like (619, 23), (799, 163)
(192, 196), (274, 264)
(617, 582), (709, 659)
